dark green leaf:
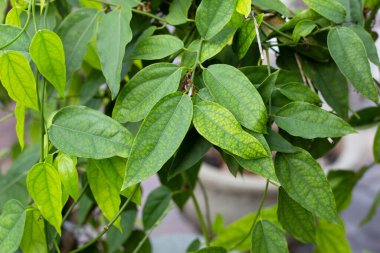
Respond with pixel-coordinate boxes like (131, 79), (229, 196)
(131, 35), (184, 60)
(122, 93), (193, 189)
(123, 230), (152, 253)
(280, 9), (320, 31)
(360, 190), (380, 225)
(20, 209), (48, 253)
(251, 220), (289, 253)
(186, 239), (201, 252)
(49, 106), (134, 159)
(196, 247), (227, 253)
(277, 82), (321, 104)
(303, 0), (346, 23)
(349, 106), (380, 127)
(349, 24), (379, 66)
(258, 70), (279, 104)
(265, 129), (296, 153)
(252, 0), (291, 17)
(275, 148), (337, 222)
(166, 0), (192, 25)
(292, 19), (316, 42)
(374, 125), (380, 163)
(328, 170), (359, 212)
(143, 186), (171, 230)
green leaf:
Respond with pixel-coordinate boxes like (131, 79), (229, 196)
(273, 102), (355, 139)
(131, 35), (184, 60)
(280, 9), (320, 31)
(57, 8), (100, 79)
(122, 93), (193, 189)
(113, 63), (182, 123)
(265, 129), (296, 153)
(236, 0), (251, 17)
(87, 159), (122, 229)
(303, 0), (346, 23)
(277, 82), (321, 104)
(203, 64), (267, 132)
(374, 125), (380, 163)
(327, 27), (378, 102)
(187, 239), (201, 252)
(123, 230), (152, 253)
(143, 186), (171, 230)
(97, 8), (132, 99)
(277, 187), (316, 243)
(234, 14), (263, 60)
(15, 103), (25, 149)
(360, 190), (380, 225)
(251, 220), (289, 253)
(166, 0), (192, 25)
(54, 153), (79, 201)
(252, 0), (291, 17)
(196, 247), (227, 253)
(29, 29), (66, 96)
(235, 132), (277, 181)
(315, 218), (351, 253)
(0, 51), (39, 110)
(0, 199), (26, 253)
(349, 106), (380, 127)
(20, 209), (48, 253)
(193, 101), (267, 159)
(26, 163), (62, 235)
(292, 19), (316, 43)
(5, 8), (21, 27)
(0, 25), (30, 51)
(258, 70), (279, 104)
(275, 148), (337, 222)
(349, 24), (380, 66)
(328, 170), (359, 212)
(49, 105), (134, 159)
(195, 0), (237, 40)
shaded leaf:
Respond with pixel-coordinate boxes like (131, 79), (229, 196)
(315, 218), (351, 253)
(360, 190), (380, 225)
(277, 82), (321, 104)
(20, 209), (48, 253)
(196, 247), (227, 253)
(349, 24), (379, 66)
(292, 19), (316, 43)
(328, 170), (359, 212)
(265, 129), (296, 153)
(166, 0), (192, 25)
(0, 24), (30, 51)
(374, 125), (380, 163)
(143, 186), (171, 230)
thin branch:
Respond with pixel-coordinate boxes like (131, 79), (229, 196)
(251, 10), (264, 62)
(262, 20), (293, 41)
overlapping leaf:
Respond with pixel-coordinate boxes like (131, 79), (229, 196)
(142, 186), (171, 230)
(251, 220), (289, 253)
(0, 25), (30, 51)
(166, 0), (192, 25)
(54, 153), (79, 201)
(20, 209), (48, 253)
(303, 0), (346, 23)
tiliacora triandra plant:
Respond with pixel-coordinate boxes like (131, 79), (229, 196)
(0, 0), (379, 252)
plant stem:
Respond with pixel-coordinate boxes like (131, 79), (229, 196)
(0, 113), (13, 123)
(63, 182), (89, 223)
(131, 8), (167, 23)
(49, 228), (61, 253)
(189, 39), (203, 96)
(190, 190), (210, 246)
(251, 10), (264, 62)
(198, 179), (212, 238)
(262, 20), (293, 41)
(39, 77), (47, 161)
(229, 180), (269, 251)
(69, 186), (139, 253)
(32, 0), (38, 32)
(0, 1), (32, 50)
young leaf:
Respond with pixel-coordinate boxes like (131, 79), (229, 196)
(87, 159), (122, 229)
(166, 0), (192, 25)
(131, 35), (184, 60)
(327, 27), (378, 102)
(292, 19), (316, 43)
(275, 148), (337, 222)
(196, 247), (227, 253)
(26, 163), (62, 235)
(203, 64), (267, 132)
(277, 187), (316, 243)
(360, 190), (380, 225)
(15, 103), (25, 149)
(315, 218), (351, 253)
(374, 125), (380, 163)
(0, 24), (30, 51)
(252, 0), (290, 17)
(303, 0), (346, 23)
(143, 186), (171, 230)
(54, 153), (79, 201)
(97, 8), (132, 99)
(236, 0), (251, 17)
(277, 82), (321, 104)
(113, 63), (182, 123)
(193, 101), (267, 159)
(49, 105), (134, 159)
(195, 0), (237, 40)
(20, 209), (48, 253)
(0, 199), (26, 253)
(273, 102), (355, 139)
(251, 220), (289, 253)
(57, 8), (100, 79)
(0, 51), (39, 110)
(29, 30), (66, 96)
(122, 93), (193, 190)
(280, 9), (320, 31)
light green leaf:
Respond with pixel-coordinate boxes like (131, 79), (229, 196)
(15, 103), (25, 149)
(166, 0), (192, 25)
(54, 153), (79, 201)
(113, 63), (182, 123)
(196, 247), (227, 253)
(275, 148), (337, 222)
(273, 102), (355, 138)
(303, 0), (346, 23)
(26, 163), (62, 235)
(277, 82), (321, 104)
(292, 19), (316, 43)
(143, 186), (171, 230)
(374, 125), (380, 163)
(0, 51), (39, 110)
(97, 8), (132, 99)
(57, 8), (100, 79)
(131, 35), (184, 60)
(122, 93), (193, 190)
(360, 190), (380, 225)
(327, 27), (377, 102)
(20, 209), (48, 253)
(0, 25), (30, 51)
(234, 14), (263, 60)
(235, 132), (277, 181)
(0, 199), (26, 253)
(277, 187), (316, 243)
(203, 64), (267, 132)
(348, 24), (380, 66)
(5, 8), (21, 27)
(87, 159), (122, 229)
(252, 0), (291, 17)
(193, 101), (267, 159)
(251, 220), (289, 253)
(236, 0), (251, 17)
(195, 0), (237, 40)
(29, 29), (66, 96)
(49, 106), (134, 159)
(315, 218), (351, 253)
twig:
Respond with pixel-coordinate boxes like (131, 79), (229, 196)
(251, 10), (264, 62)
